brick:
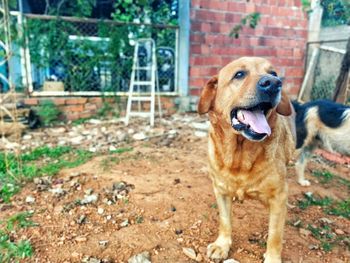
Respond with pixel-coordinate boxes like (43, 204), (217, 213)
(63, 105), (84, 112)
(66, 113), (80, 121)
(189, 78), (204, 88)
(227, 2), (245, 12)
(65, 98), (88, 105)
(79, 112), (93, 119)
(190, 88), (202, 96)
(85, 103), (97, 111)
(52, 98), (66, 105)
(23, 98), (38, 106)
(88, 97), (103, 104)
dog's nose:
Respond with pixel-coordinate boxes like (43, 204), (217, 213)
(257, 76), (282, 95)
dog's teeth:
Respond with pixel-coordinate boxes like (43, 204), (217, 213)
(237, 111), (244, 121)
(232, 118), (240, 125)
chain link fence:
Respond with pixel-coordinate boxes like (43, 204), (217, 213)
(18, 14), (178, 94)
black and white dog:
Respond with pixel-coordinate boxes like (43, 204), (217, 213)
(292, 99), (350, 186)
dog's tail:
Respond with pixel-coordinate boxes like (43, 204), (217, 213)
(291, 100), (302, 114)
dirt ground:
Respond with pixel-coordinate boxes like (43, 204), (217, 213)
(1, 128), (350, 263)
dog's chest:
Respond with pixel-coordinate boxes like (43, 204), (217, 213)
(210, 169), (268, 200)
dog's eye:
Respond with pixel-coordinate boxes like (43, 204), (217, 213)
(233, 71), (246, 79)
(269, 71), (278, 77)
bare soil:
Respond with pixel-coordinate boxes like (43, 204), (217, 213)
(1, 131), (350, 263)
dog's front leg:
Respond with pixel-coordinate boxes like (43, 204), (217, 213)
(264, 188), (287, 263)
(207, 188), (232, 259)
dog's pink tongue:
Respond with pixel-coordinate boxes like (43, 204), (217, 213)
(239, 110), (271, 136)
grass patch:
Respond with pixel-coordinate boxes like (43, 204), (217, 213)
(0, 212), (36, 262)
(298, 193), (350, 219)
(0, 146), (93, 202)
(327, 199), (350, 219)
(72, 117), (90, 126)
(307, 224), (336, 252)
(338, 177), (350, 189)
(298, 193), (332, 210)
(312, 170), (334, 184)
(100, 147), (134, 171)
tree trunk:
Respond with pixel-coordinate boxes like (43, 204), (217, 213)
(333, 37), (350, 103)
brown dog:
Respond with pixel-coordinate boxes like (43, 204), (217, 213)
(198, 57), (295, 262)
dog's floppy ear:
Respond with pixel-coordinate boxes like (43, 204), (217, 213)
(198, 75), (218, 114)
(276, 90), (292, 116)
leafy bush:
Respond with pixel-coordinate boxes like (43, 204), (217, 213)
(36, 100), (61, 126)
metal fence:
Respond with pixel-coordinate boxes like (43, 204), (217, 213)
(2, 13), (179, 95)
(308, 39), (347, 101)
(300, 37), (348, 103)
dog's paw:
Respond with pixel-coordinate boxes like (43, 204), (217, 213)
(298, 179), (311, 186)
(207, 239), (231, 259)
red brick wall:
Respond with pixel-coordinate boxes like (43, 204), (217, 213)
(189, 0), (308, 97)
(23, 97), (175, 121)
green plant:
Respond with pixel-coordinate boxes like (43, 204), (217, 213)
(321, 0), (350, 27)
(0, 212), (35, 262)
(229, 12), (261, 38)
(0, 146), (93, 202)
(36, 100), (61, 126)
(72, 117), (90, 126)
(298, 193), (350, 219)
(312, 170), (334, 184)
(135, 216), (144, 224)
(307, 224), (335, 252)
(298, 193), (333, 210)
(327, 199), (350, 218)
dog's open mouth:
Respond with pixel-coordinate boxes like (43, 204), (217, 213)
(231, 102), (273, 140)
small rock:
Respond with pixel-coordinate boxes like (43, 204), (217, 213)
(85, 188), (94, 195)
(75, 236), (87, 242)
(194, 131), (207, 138)
(81, 194), (98, 205)
(99, 240), (109, 248)
(168, 129), (177, 135)
(88, 119), (102, 124)
(50, 127), (66, 134)
(223, 259), (240, 263)
(87, 258), (101, 263)
(71, 136), (84, 145)
(175, 229), (183, 235)
(89, 147), (97, 153)
(319, 217), (333, 224)
(98, 207), (104, 215)
(170, 205), (176, 212)
(191, 122), (209, 131)
(177, 238), (184, 243)
(77, 215), (87, 224)
(25, 195), (35, 204)
(71, 251), (81, 259)
(109, 145), (117, 151)
(23, 134), (32, 140)
(120, 219), (129, 227)
(299, 228), (311, 237)
(308, 244), (319, 250)
(335, 229), (345, 235)
(106, 215), (112, 220)
(182, 247), (196, 260)
(173, 178), (181, 185)
(195, 253), (203, 262)
(133, 132), (147, 141)
(49, 188), (66, 197)
(127, 251), (151, 263)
